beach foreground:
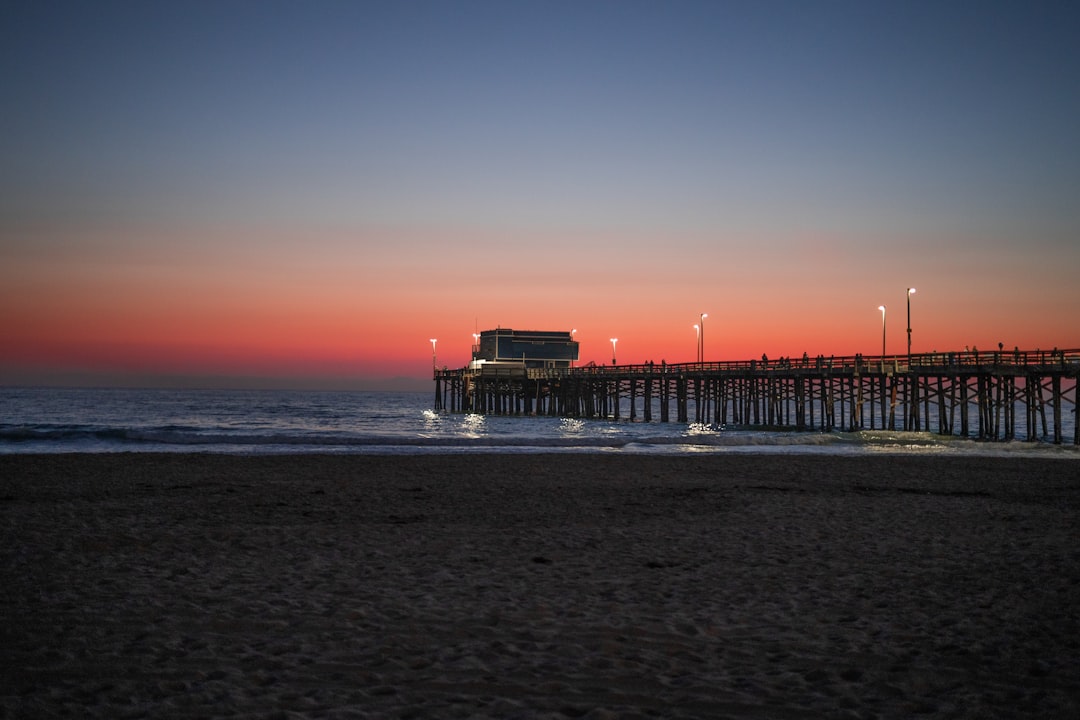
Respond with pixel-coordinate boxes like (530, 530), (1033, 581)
(2, 453), (1078, 719)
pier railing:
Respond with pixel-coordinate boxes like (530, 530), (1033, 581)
(434, 348), (1080, 444)
(507, 348), (1080, 379)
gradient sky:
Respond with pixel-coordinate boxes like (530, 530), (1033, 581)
(2, 1), (1078, 389)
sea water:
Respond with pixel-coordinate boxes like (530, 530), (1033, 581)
(1, 387), (1076, 457)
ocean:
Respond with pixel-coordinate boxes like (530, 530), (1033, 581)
(1, 387), (1077, 457)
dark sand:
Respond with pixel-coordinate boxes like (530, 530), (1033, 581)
(2, 453), (1078, 719)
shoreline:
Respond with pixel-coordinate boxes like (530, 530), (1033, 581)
(3, 453), (1078, 718)
(3, 443), (1080, 460)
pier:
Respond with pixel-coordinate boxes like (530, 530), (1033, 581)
(434, 348), (1080, 444)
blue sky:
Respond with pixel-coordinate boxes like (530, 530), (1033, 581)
(6, 1), (1077, 232)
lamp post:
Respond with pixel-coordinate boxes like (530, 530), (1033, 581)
(699, 312), (708, 364)
(472, 333), (479, 361)
(430, 338), (437, 371)
(877, 306), (886, 363)
(610, 338), (618, 365)
(571, 328), (577, 367)
(693, 324), (699, 364)
(906, 288), (916, 366)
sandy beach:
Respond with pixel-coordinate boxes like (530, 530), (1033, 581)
(1, 453), (1078, 719)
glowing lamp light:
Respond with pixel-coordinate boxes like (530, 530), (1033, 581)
(906, 288), (916, 361)
(877, 306), (886, 360)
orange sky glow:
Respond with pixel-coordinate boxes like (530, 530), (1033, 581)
(3, 220), (1076, 390)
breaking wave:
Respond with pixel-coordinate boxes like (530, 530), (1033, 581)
(3, 422), (1077, 458)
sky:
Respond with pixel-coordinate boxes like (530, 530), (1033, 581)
(2, 0), (1078, 390)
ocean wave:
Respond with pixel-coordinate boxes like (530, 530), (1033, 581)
(0, 423), (774, 448)
(3, 422), (1077, 458)
(1, 424), (636, 450)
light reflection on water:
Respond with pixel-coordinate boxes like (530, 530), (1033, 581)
(559, 418), (586, 434)
(460, 414), (486, 438)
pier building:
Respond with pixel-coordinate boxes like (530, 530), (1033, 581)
(467, 328), (579, 376)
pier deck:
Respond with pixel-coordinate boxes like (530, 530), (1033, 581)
(435, 348), (1080, 444)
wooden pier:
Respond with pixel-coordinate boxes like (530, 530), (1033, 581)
(434, 348), (1080, 444)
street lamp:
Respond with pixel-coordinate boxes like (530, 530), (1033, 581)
(610, 338), (618, 365)
(472, 333), (480, 360)
(906, 288), (916, 365)
(571, 328), (577, 367)
(877, 306), (886, 362)
(693, 324), (699, 363)
(430, 338), (437, 370)
(699, 312), (708, 364)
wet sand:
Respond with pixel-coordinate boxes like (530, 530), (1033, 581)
(2, 453), (1078, 718)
